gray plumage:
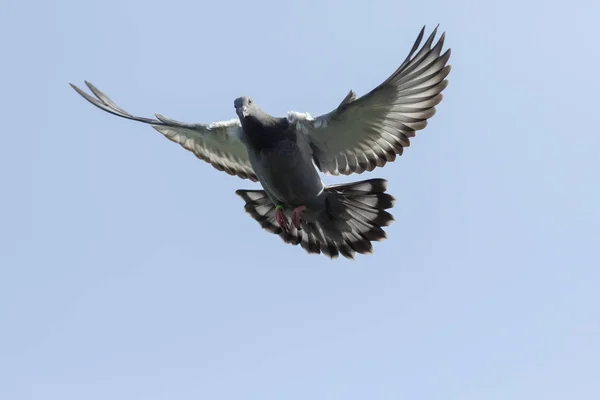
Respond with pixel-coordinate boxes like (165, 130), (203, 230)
(70, 26), (451, 259)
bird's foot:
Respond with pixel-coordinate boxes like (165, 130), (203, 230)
(291, 205), (306, 230)
(275, 205), (290, 233)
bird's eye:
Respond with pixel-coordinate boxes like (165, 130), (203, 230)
(248, 99), (252, 105)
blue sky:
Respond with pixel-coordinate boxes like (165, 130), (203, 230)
(1, 0), (599, 399)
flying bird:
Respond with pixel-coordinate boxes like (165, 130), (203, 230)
(70, 26), (451, 259)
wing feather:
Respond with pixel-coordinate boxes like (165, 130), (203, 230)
(289, 26), (451, 176)
(70, 81), (257, 181)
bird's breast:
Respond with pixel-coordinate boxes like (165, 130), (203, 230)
(249, 139), (324, 206)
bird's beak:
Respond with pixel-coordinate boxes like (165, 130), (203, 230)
(236, 106), (248, 118)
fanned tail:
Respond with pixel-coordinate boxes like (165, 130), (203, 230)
(236, 178), (395, 259)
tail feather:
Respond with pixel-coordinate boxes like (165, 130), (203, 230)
(236, 178), (395, 259)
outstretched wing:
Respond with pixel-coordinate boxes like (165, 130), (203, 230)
(289, 26), (451, 176)
(70, 81), (257, 181)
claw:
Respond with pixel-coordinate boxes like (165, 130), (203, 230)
(291, 205), (306, 230)
(275, 205), (290, 233)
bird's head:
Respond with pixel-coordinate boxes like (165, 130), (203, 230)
(234, 96), (258, 121)
(234, 96), (280, 132)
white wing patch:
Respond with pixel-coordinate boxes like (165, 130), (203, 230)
(287, 111), (329, 132)
(206, 118), (240, 129)
(286, 111), (314, 123)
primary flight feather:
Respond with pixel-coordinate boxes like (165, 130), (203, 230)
(71, 25), (451, 259)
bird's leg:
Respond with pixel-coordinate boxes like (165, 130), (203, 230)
(275, 204), (290, 233)
(291, 205), (306, 230)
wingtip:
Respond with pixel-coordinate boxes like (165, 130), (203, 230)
(434, 24), (447, 40)
(84, 80), (101, 95)
(69, 82), (88, 97)
(424, 23), (444, 37)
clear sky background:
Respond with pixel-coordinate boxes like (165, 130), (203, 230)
(1, 0), (599, 399)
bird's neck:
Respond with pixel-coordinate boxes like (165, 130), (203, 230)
(242, 116), (290, 150)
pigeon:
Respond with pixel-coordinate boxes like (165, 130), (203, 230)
(70, 25), (451, 259)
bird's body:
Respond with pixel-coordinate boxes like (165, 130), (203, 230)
(70, 26), (451, 259)
(241, 113), (325, 214)
(248, 135), (325, 209)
